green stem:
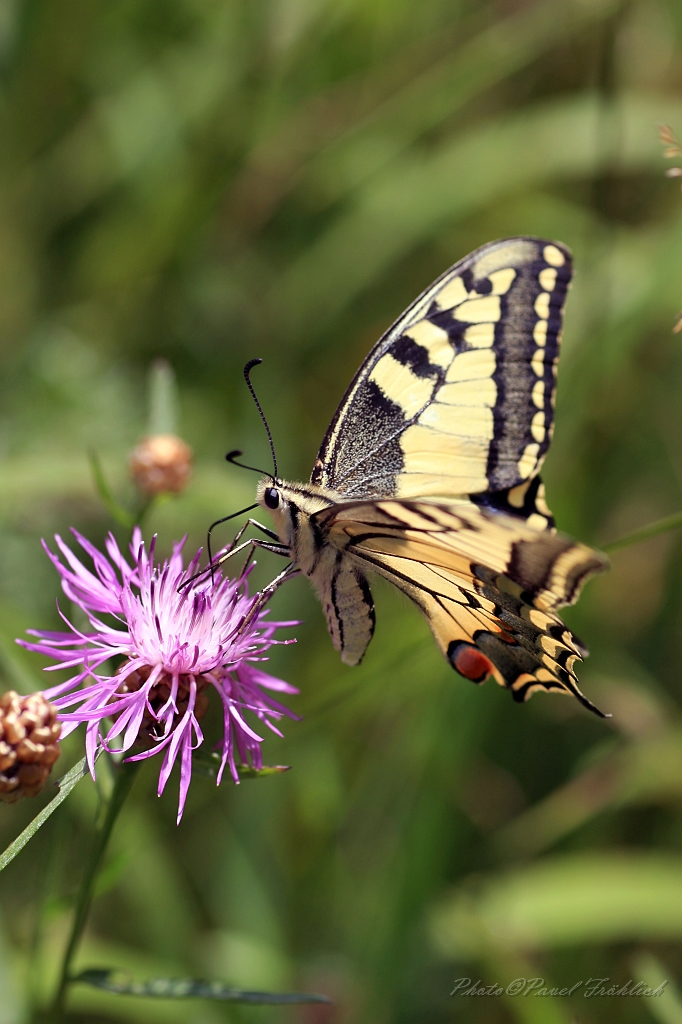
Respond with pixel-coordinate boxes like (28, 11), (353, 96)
(602, 510), (682, 553)
(50, 759), (140, 1022)
(133, 495), (155, 534)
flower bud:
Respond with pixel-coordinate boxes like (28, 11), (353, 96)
(0, 691), (61, 803)
(129, 434), (193, 496)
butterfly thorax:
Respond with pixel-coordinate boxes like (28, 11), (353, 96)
(256, 477), (343, 574)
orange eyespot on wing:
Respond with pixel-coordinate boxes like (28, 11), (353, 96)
(449, 643), (494, 684)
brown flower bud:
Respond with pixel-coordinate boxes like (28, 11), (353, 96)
(0, 692), (61, 803)
(129, 434), (193, 496)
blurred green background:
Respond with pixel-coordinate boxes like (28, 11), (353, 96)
(4, 0), (682, 1021)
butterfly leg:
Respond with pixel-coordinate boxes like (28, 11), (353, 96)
(227, 518), (281, 546)
(178, 533), (289, 593)
(215, 535), (289, 572)
(240, 535), (291, 576)
(238, 561), (300, 634)
(208, 517), (282, 569)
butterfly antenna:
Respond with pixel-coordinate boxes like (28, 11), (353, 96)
(225, 450), (270, 475)
(243, 358), (278, 481)
(184, 360), (277, 593)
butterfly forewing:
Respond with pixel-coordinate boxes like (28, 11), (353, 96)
(311, 237), (571, 526)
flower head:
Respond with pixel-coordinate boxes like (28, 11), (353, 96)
(18, 529), (297, 821)
(0, 691), (61, 802)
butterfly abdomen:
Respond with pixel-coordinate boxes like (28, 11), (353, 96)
(311, 553), (376, 666)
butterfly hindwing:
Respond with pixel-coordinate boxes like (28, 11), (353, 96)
(472, 474), (555, 530)
(311, 237), (571, 519)
(313, 499), (607, 713)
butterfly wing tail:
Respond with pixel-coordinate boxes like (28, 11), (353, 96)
(400, 572), (607, 717)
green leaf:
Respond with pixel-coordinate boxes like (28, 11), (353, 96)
(632, 954), (682, 1024)
(235, 763), (291, 779)
(88, 451), (135, 529)
(430, 853), (682, 959)
(192, 750), (290, 780)
(270, 93), (682, 341)
(93, 849), (130, 899)
(494, 726), (682, 858)
(147, 358), (178, 435)
(0, 753), (99, 873)
(308, 0), (619, 202)
(0, 626), (43, 695)
(71, 968), (330, 1003)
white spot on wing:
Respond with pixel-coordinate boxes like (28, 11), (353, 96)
(531, 410), (545, 442)
(529, 608), (552, 628)
(508, 480), (530, 508)
(527, 512), (549, 532)
(539, 267), (557, 291)
(473, 239), (537, 278)
(517, 442), (540, 478)
(463, 322), (495, 348)
(533, 319), (547, 346)
(437, 376), (497, 408)
(400, 426), (489, 493)
(531, 351), (545, 377)
(487, 268), (516, 295)
(543, 244), (565, 267)
(536, 482), (551, 516)
(534, 292), (550, 319)
(419, 401), (494, 439)
(436, 276), (469, 310)
(445, 348), (496, 383)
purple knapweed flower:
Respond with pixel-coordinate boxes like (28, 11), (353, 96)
(18, 528), (298, 822)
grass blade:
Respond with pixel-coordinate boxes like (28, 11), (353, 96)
(72, 968), (330, 1003)
(192, 750), (291, 780)
(0, 754), (97, 873)
(88, 451), (134, 529)
(603, 510), (682, 553)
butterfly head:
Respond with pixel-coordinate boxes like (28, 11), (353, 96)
(263, 484), (280, 510)
(256, 476), (289, 538)
(255, 476), (339, 567)
(257, 477), (340, 514)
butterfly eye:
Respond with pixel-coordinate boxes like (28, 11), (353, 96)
(264, 486), (280, 510)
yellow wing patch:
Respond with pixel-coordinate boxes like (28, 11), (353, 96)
(312, 236), (572, 509)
